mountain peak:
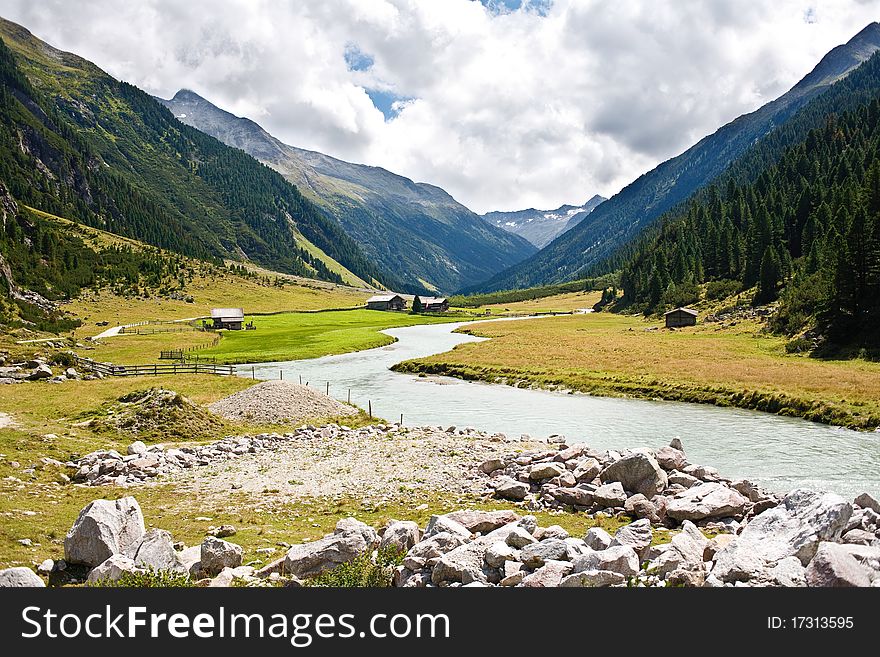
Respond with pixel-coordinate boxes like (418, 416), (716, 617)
(171, 88), (204, 102)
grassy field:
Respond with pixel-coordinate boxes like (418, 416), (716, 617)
(396, 309), (880, 430)
(463, 290), (602, 315)
(192, 309), (469, 364)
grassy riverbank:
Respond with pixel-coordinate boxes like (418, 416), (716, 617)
(191, 309), (470, 365)
(394, 310), (880, 430)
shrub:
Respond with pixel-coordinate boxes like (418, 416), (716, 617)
(705, 279), (742, 301)
(306, 548), (403, 588)
(90, 569), (193, 588)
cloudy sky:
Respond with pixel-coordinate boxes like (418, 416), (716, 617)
(1, 1), (877, 213)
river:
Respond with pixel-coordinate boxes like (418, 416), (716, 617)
(241, 318), (879, 499)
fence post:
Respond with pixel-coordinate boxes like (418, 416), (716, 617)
(280, 370), (283, 381)
(368, 400), (372, 419)
(299, 375), (302, 384)
(400, 413), (403, 425)
(326, 382), (329, 396)
(347, 389), (351, 404)
(252, 366), (255, 380)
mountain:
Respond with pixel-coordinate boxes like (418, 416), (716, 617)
(615, 50), (880, 348)
(0, 18), (389, 290)
(159, 90), (537, 294)
(481, 195), (605, 248)
(469, 22), (880, 293)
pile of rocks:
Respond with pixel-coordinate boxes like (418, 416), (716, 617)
(208, 380), (359, 425)
(0, 357), (86, 385)
(394, 493), (880, 587)
(481, 439), (777, 533)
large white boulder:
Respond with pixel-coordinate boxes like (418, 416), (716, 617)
(0, 567), (45, 587)
(599, 453), (668, 497)
(64, 497), (146, 567)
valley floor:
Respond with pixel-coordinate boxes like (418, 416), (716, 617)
(395, 308), (880, 430)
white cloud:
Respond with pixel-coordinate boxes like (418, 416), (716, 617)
(0, 0), (877, 213)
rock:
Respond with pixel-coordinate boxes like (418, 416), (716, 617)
(283, 532), (367, 580)
(380, 521), (420, 554)
(126, 440), (147, 456)
(711, 539), (765, 583)
(766, 556), (806, 587)
(479, 458), (505, 474)
(624, 494), (661, 522)
(517, 515), (538, 535)
(64, 497), (146, 567)
(670, 521), (709, 565)
(584, 527), (613, 551)
(599, 453), (668, 497)
(520, 539), (571, 568)
(654, 446), (687, 471)
(177, 545), (202, 573)
(842, 529), (877, 546)
(87, 555), (143, 584)
(669, 437), (684, 451)
(493, 477), (530, 501)
(404, 532), (467, 569)
(125, 529), (185, 572)
(521, 560), (573, 587)
(431, 537), (494, 585)
(535, 525), (569, 541)
(505, 526), (537, 548)
(37, 559), (54, 575)
(27, 364), (53, 380)
(667, 569), (705, 587)
(208, 525), (237, 538)
(445, 509), (519, 534)
(734, 489), (852, 565)
(667, 471), (700, 488)
(572, 458), (602, 483)
(731, 479), (764, 503)
(0, 567), (45, 587)
(806, 542), (872, 587)
(201, 537), (244, 576)
(682, 464), (720, 481)
(484, 541), (517, 568)
(665, 482), (749, 522)
(334, 518), (379, 547)
(551, 486), (594, 507)
(423, 515), (472, 541)
(64, 367), (79, 380)
(572, 546), (639, 577)
(704, 534), (734, 562)
(855, 492), (880, 514)
(529, 462), (566, 481)
(611, 519), (653, 560)
(560, 570), (625, 587)
(592, 482), (627, 508)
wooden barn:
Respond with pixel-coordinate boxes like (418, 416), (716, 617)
(665, 307), (698, 328)
(421, 297), (449, 312)
(366, 294), (407, 311)
(211, 307), (245, 330)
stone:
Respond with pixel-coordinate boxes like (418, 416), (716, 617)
(551, 486), (594, 507)
(733, 489), (852, 565)
(479, 458), (505, 474)
(517, 515), (538, 534)
(536, 525), (570, 541)
(654, 446), (687, 471)
(201, 537), (244, 576)
(404, 532), (467, 567)
(37, 559), (54, 574)
(669, 437), (684, 451)
(494, 477), (530, 501)
(667, 471), (700, 488)
(599, 452), (668, 497)
(667, 569), (705, 587)
(584, 527), (613, 551)
(431, 537), (494, 585)
(854, 492), (880, 514)
(766, 556), (806, 587)
(446, 509), (520, 534)
(572, 458), (602, 483)
(423, 515), (472, 541)
(611, 519), (653, 560)
(520, 539), (570, 568)
(484, 541), (517, 568)
(670, 521), (709, 566)
(572, 545), (639, 577)
(0, 567), (45, 587)
(732, 479), (764, 503)
(283, 532), (367, 579)
(806, 542), (872, 587)
(125, 529), (186, 572)
(624, 494), (661, 523)
(505, 526), (537, 548)
(843, 529), (877, 546)
(592, 482), (627, 508)
(64, 497), (146, 567)
(560, 570), (625, 587)
(177, 545), (202, 573)
(87, 555), (143, 584)
(703, 533), (735, 561)
(520, 560), (573, 587)
(380, 521), (420, 554)
(665, 482), (749, 522)
(711, 538), (766, 583)
(500, 571), (525, 587)
(334, 517), (379, 548)
(208, 525), (237, 538)
(27, 364), (53, 380)
(529, 462), (566, 481)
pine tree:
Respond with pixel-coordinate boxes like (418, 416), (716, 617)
(411, 295), (423, 313)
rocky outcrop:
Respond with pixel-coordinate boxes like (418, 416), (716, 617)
(64, 497), (145, 567)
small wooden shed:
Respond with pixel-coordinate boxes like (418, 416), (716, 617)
(421, 297), (449, 312)
(665, 307), (698, 328)
(366, 294), (407, 311)
(211, 307), (245, 330)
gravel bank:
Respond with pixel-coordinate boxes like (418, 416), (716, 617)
(208, 380), (358, 424)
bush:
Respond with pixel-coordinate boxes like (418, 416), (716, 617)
(90, 569), (193, 588)
(306, 548), (403, 588)
(705, 279), (742, 301)
(49, 350), (77, 368)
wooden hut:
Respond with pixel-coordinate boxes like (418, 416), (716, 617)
(366, 294), (407, 311)
(421, 297), (449, 312)
(211, 307), (245, 330)
(664, 307), (698, 328)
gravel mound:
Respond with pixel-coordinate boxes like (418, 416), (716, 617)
(208, 380), (358, 424)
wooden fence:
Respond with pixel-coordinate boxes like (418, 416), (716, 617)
(75, 356), (234, 377)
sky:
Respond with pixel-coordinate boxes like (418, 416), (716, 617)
(0, 1), (878, 213)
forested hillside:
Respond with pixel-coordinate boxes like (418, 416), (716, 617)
(0, 18), (390, 291)
(614, 53), (880, 349)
